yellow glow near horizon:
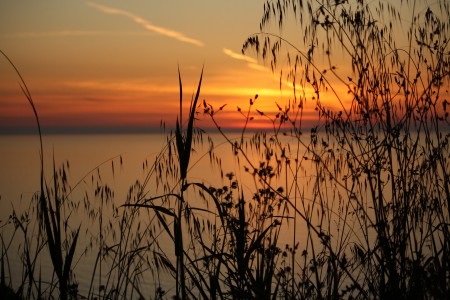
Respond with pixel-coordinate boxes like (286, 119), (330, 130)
(2, 0), (427, 133)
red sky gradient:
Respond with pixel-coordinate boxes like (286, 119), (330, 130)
(2, 1), (438, 134)
(0, 1), (331, 134)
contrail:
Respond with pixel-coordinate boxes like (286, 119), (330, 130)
(1, 31), (155, 38)
(87, 2), (204, 47)
(223, 48), (257, 63)
(223, 48), (268, 71)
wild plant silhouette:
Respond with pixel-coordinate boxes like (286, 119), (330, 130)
(240, 0), (450, 298)
(1, 0), (449, 299)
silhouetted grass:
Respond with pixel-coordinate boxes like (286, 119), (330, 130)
(240, 0), (450, 298)
(1, 0), (449, 299)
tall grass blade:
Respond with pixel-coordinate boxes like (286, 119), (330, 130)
(63, 226), (80, 284)
(184, 67), (204, 179)
(176, 66), (203, 180)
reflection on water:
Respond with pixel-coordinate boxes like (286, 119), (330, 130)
(1, 134), (168, 297)
(1, 130), (448, 298)
(1, 133), (262, 296)
(0, 132), (316, 296)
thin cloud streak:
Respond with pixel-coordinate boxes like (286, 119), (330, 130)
(64, 80), (178, 93)
(1, 31), (156, 38)
(247, 62), (267, 72)
(223, 48), (270, 73)
(64, 76), (318, 98)
(223, 48), (257, 64)
(64, 79), (285, 97)
(87, 2), (204, 47)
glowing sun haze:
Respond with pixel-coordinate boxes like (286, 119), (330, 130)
(0, 0), (317, 134)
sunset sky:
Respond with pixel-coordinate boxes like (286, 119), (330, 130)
(1, 1), (443, 134)
(0, 0), (313, 134)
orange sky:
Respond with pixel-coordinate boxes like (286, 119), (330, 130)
(1, 1), (437, 134)
(0, 1), (315, 134)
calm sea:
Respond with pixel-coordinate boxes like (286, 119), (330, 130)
(3, 131), (445, 298)
(1, 134), (181, 294)
(0, 133), (266, 297)
(1, 134), (167, 218)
